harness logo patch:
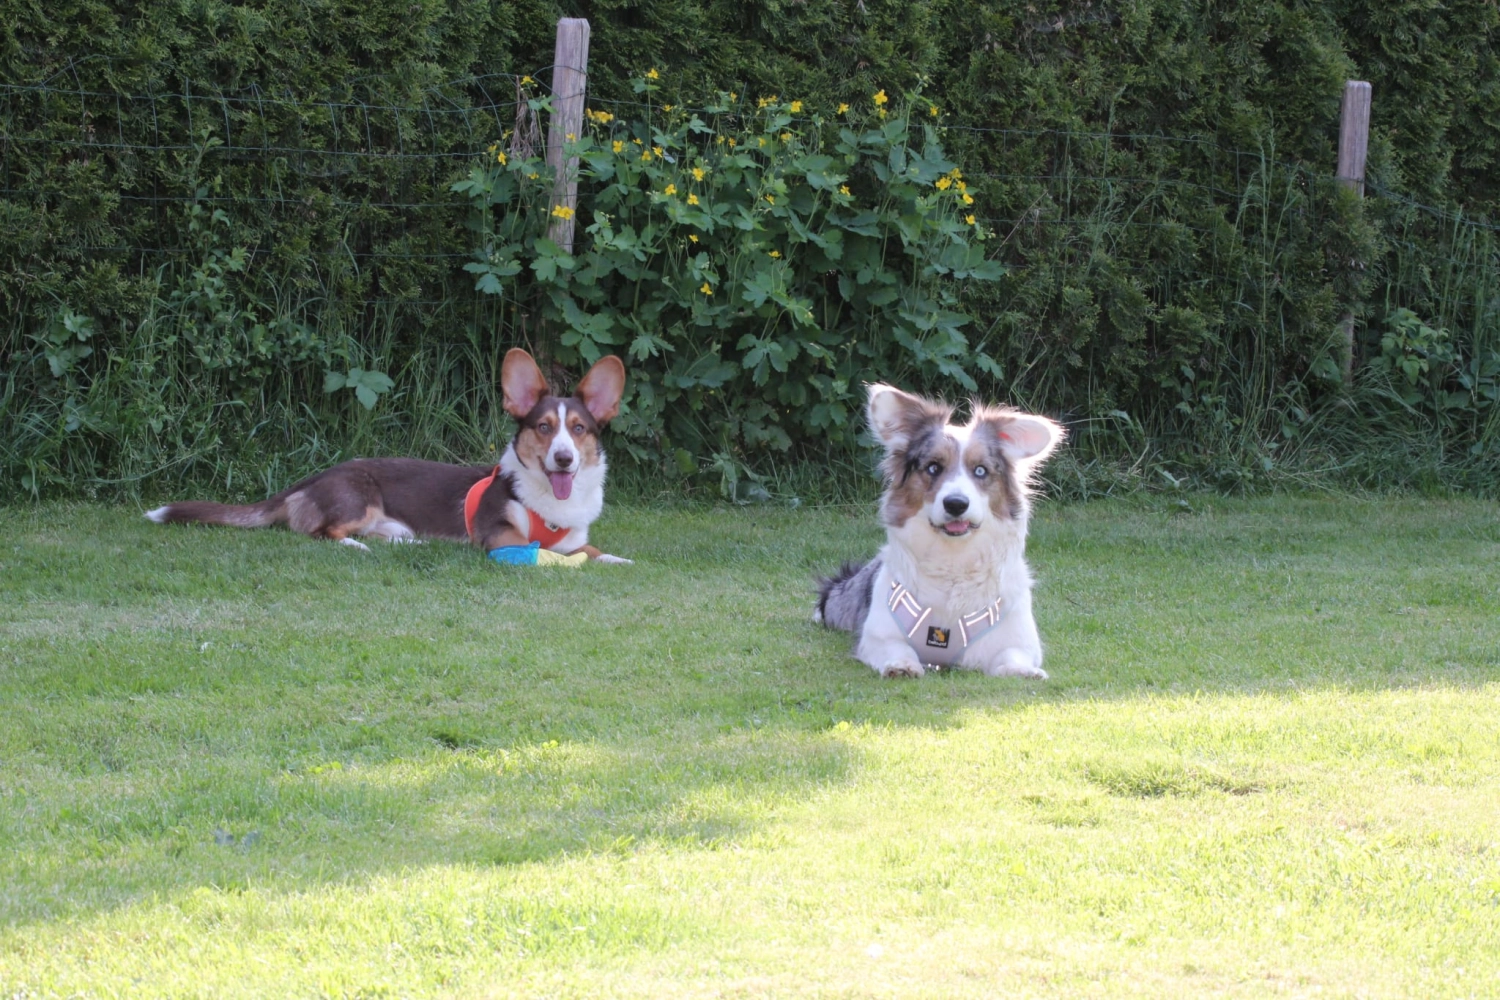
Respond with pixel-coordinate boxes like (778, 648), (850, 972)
(926, 626), (950, 649)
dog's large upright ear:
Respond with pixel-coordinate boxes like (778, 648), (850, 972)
(575, 355), (626, 424)
(502, 349), (550, 419)
(977, 408), (1065, 464)
(866, 383), (950, 452)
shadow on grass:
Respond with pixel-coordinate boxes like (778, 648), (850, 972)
(1, 494), (1497, 927)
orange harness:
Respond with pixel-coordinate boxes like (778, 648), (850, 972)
(464, 466), (572, 549)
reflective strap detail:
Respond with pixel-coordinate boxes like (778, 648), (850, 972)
(958, 598), (1007, 648)
(889, 577), (1007, 650)
(888, 580), (931, 638)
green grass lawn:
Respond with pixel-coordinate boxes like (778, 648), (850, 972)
(2, 495), (1498, 998)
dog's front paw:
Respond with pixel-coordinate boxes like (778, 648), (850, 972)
(593, 553), (632, 565)
(878, 660), (926, 679)
(980, 648), (1047, 679)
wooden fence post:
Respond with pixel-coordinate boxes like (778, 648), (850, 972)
(1337, 81), (1372, 195)
(1336, 80), (1371, 383)
(546, 18), (590, 254)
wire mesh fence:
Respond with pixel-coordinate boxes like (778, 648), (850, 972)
(2, 60), (1496, 496)
(4, 61), (1495, 333)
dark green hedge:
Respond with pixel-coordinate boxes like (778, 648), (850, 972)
(2, 0), (1496, 498)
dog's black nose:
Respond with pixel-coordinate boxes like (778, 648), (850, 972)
(554, 451), (574, 469)
(942, 495), (969, 516)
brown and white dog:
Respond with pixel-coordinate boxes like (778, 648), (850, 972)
(815, 383), (1063, 678)
(145, 349), (631, 563)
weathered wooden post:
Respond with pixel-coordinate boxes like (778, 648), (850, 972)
(1336, 81), (1372, 196)
(546, 18), (590, 254)
(1336, 80), (1371, 382)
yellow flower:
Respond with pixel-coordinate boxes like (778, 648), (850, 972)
(780, 132), (792, 142)
(700, 282), (712, 295)
(839, 184), (851, 196)
(929, 105), (940, 117)
(496, 151), (508, 165)
(758, 137), (767, 147)
(949, 168), (963, 180)
(768, 250), (781, 258)
(565, 132), (576, 142)
(551, 205), (575, 220)
(716, 135), (726, 144)
(730, 91), (738, 101)
(520, 75), (534, 85)
(728, 138), (737, 148)
(956, 180), (968, 192)
(689, 234), (699, 243)
(790, 100), (803, 113)
(528, 172), (539, 179)
(837, 102), (850, 114)
(632, 138), (643, 145)
(653, 146), (664, 158)
(877, 108), (887, 119)
(687, 193), (700, 205)
(663, 104), (675, 113)
(962, 193), (974, 205)
(612, 140), (625, 153)
(487, 142), (497, 152)
(764, 194), (775, 205)
(966, 214), (977, 225)
(692, 166), (706, 181)
(663, 183), (678, 196)
(646, 68), (660, 80)
(641, 149), (652, 161)
(873, 89), (888, 106)
(585, 108), (615, 124)
(935, 176), (953, 191)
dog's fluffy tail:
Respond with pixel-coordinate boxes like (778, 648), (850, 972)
(814, 559), (881, 632)
(145, 497), (287, 528)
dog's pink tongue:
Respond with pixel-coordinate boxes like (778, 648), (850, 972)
(548, 471), (575, 500)
(945, 520), (969, 535)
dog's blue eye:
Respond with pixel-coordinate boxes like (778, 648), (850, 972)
(925, 462), (941, 476)
(974, 465), (987, 478)
(538, 423), (552, 434)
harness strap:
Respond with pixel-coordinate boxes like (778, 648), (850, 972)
(527, 508), (572, 550)
(464, 466), (502, 542)
(464, 466), (573, 550)
(888, 578), (1008, 651)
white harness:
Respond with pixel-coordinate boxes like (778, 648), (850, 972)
(886, 578), (1008, 667)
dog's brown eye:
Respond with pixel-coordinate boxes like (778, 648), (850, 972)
(974, 465), (987, 478)
(925, 462), (941, 476)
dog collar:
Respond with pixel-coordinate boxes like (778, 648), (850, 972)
(887, 578), (1008, 656)
(462, 466), (572, 550)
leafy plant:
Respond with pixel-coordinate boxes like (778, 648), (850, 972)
(1369, 306), (1499, 418)
(325, 368), (396, 410)
(453, 80), (1002, 478)
(32, 310), (96, 379)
